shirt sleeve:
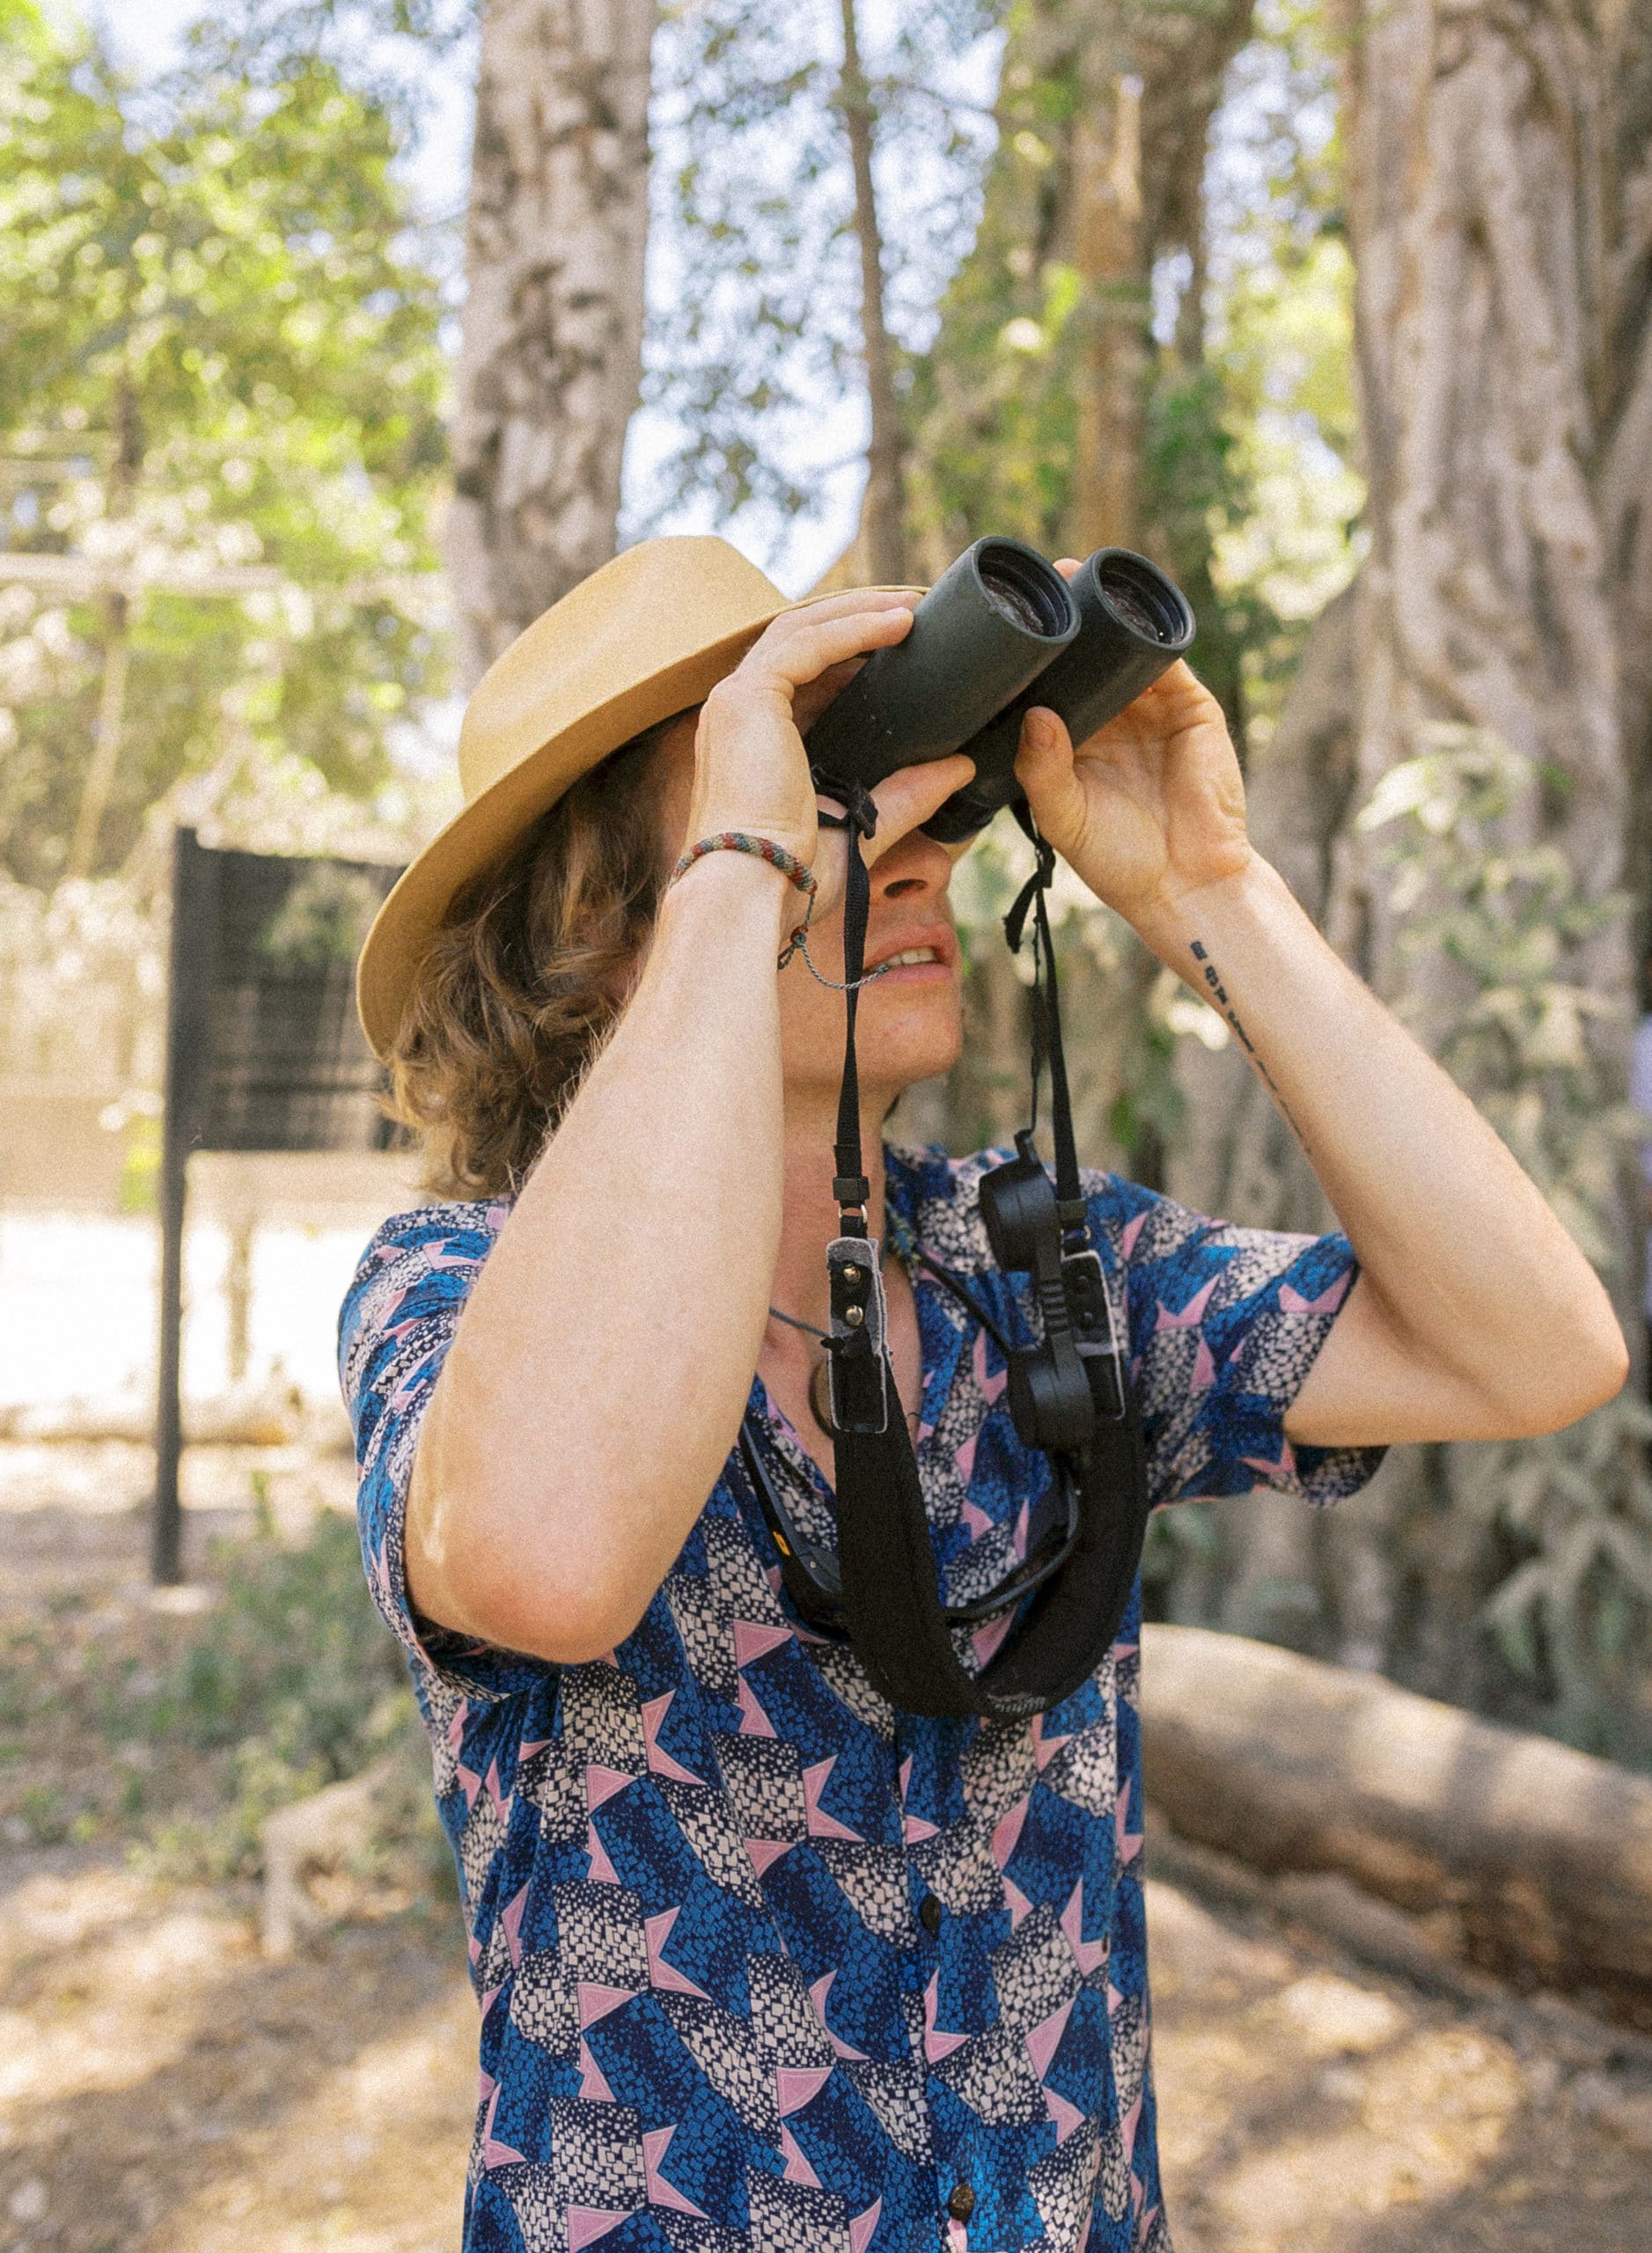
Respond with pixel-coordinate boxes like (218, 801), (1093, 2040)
(336, 1200), (553, 1708)
(1084, 1171), (1387, 1511)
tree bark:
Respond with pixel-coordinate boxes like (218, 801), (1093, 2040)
(1330, 0), (1634, 1008)
(837, 0), (907, 584)
(1068, 76), (1145, 553)
(1332, 0), (1652, 1712)
(448, 0), (656, 684)
(1598, 9), (1652, 938)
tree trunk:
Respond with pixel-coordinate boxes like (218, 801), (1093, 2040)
(1068, 76), (1145, 553)
(1179, 0), (1652, 1714)
(67, 370), (142, 878)
(1330, 0), (1632, 1008)
(909, 0), (1257, 567)
(1598, 14), (1652, 948)
(448, 0), (656, 684)
(66, 600), (129, 881)
(1333, 0), (1649, 1712)
(837, 0), (906, 584)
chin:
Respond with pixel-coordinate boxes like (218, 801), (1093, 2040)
(858, 987), (963, 1094)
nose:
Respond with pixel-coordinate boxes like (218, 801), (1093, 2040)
(870, 825), (964, 904)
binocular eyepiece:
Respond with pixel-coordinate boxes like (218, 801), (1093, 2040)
(804, 537), (1195, 842)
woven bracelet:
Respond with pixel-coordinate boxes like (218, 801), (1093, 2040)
(668, 831), (818, 967)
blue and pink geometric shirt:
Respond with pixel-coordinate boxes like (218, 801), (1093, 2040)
(338, 1141), (1382, 2253)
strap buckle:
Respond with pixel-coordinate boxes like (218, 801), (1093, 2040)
(1061, 1246), (1127, 1421)
(825, 1236), (890, 1435)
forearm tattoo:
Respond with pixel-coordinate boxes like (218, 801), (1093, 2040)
(1189, 940), (1312, 1156)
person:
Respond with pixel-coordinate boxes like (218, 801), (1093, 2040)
(338, 536), (1626, 2253)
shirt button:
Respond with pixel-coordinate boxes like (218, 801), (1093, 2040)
(946, 2183), (975, 2221)
(918, 1892), (943, 1937)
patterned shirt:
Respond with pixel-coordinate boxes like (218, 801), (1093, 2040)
(338, 1141), (1383, 2253)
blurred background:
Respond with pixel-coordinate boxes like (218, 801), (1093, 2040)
(2, 0), (1651, 2246)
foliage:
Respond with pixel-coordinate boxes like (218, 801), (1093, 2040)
(1200, 0), (1362, 737)
(1356, 733), (1634, 1269)
(144, 1508), (399, 1766)
(1358, 731), (1652, 1763)
(0, 0), (451, 889)
(904, 123), (1090, 564)
(910, 0), (1361, 743)
(136, 1505), (405, 1874)
(0, 867), (163, 1086)
(639, 0), (1000, 567)
(1138, 1494), (1222, 1619)
(900, 0), (1240, 1172)
(256, 858), (397, 968)
(134, 1496), (447, 1888)
(903, 0), (1152, 567)
(175, 0), (476, 147)
(0, 1491), (449, 1907)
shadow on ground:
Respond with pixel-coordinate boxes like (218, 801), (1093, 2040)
(1149, 1880), (1652, 2253)
(0, 1851), (473, 2253)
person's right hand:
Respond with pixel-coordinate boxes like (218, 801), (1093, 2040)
(686, 588), (975, 921)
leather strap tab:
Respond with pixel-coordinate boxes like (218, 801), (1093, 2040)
(826, 1236), (890, 1435)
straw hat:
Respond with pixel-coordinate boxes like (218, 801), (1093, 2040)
(356, 535), (913, 1060)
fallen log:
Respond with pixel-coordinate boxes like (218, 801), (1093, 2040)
(1139, 1623), (1652, 2026)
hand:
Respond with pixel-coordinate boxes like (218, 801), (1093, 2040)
(686, 589), (974, 920)
(1012, 560), (1252, 936)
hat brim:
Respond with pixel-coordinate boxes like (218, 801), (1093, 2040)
(356, 606), (794, 1060)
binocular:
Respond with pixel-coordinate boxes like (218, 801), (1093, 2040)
(804, 538), (1195, 841)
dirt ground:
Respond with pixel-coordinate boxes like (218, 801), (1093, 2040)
(2, 1441), (1649, 2253)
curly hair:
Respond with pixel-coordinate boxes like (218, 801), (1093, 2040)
(383, 716), (681, 1200)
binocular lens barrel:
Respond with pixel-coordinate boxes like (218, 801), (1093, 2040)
(803, 538), (1077, 795)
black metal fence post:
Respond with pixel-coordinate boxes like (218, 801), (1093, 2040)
(150, 830), (405, 1582)
(153, 826), (217, 1584)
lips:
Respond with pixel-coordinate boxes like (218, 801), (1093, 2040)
(864, 927), (959, 974)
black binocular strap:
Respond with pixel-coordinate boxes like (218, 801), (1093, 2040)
(831, 1370), (1149, 1719)
(793, 781), (1150, 1717)
(812, 785), (879, 1222)
(1006, 803), (1083, 1223)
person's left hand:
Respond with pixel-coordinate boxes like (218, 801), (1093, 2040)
(1012, 558), (1253, 936)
